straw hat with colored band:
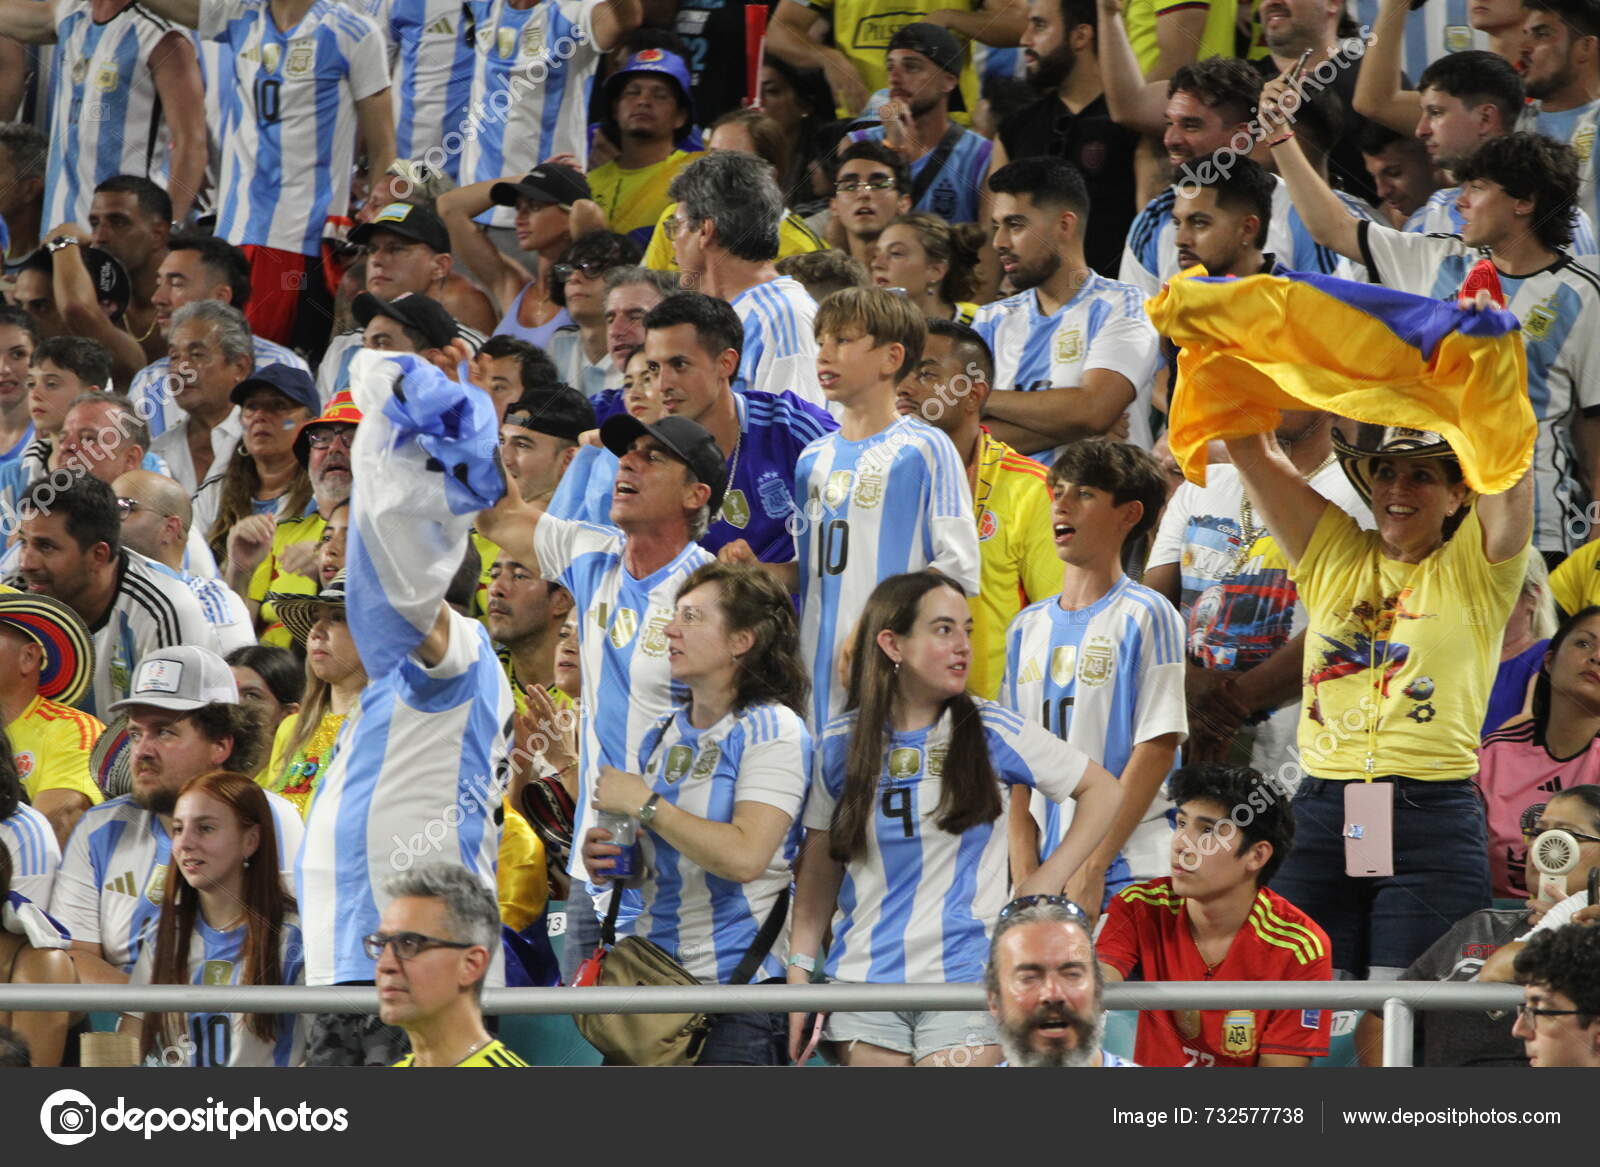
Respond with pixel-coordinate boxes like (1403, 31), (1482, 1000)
(0, 592), (94, 706)
(90, 716), (133, 799)
(267, 571), (347, 646)
(1331, 423), (1466, 508)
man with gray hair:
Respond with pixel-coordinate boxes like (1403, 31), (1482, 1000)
(149, 300), (253, 493)
(376, 865), (528, 1067)
(986, 895), (1137, 1067)
(602, 265), (679, 398)
(666, 151), (825, 410)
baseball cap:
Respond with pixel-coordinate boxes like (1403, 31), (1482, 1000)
(79, 246), (133, 323)
(0, 591), (93, 706)
(490, 164), (591, 209)
(229, 362), (320, 414)
(887, 22), (966, 111)
(600, 413), (728, 514)
(108, 645), (239, 715)
(353, 291), (460, 350)
(503, 382), (597, 442)
(348, 202), (451, 253)
(604, 47), (693, 112)
(293, 389), (364, 465)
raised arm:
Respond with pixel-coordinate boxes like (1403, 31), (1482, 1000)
(45, 227), (152, 384)
(1097, 0), (1167, 134)
(149, 31), (207, 223)
(0, 0), (59, 42)
(768, 0), (871, 116)
(1352, 0), (1422, 134)
(1475, 466), (1533, 565)
(1149, 6), (1207, 81)
(1263, 84), (1365, 261)
(1220, 431), (1331, 567)
(354, 89), (396, 189)
(590, 0), (642, 53)
(438, 181), (534, 306)
(927, 0), (1026, 47)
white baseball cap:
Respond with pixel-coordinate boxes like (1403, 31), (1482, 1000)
(107, 645), (239, 714)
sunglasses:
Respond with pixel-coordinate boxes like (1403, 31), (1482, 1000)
(998, 894), (1092, 929)
(552, 259), (610, 282)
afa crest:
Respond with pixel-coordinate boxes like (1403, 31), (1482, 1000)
(1222, 1010), (1257, 1056)
(690, 745), (721, 781)
(1077, 637), (1114, 685)
(853, 471), (884, 509)
(285, 39), (315, 79)
(1053, 328), (1082, 364)
(639, 610), (671, 657)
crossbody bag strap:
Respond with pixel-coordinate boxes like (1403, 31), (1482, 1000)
(909, 124), (964, 207)
(727, 886), (790, 985)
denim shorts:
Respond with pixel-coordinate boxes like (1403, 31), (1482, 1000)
(1268, 776), (1491, 976)
(697, 1010), (788, 1066)
(822, 1009), (998, 1063)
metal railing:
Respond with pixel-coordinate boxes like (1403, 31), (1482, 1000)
(0, 981), (1524, 1067)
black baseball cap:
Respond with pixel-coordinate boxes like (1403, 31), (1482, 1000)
(600, 413), (728, 515)
(503, 381), (597, 442)
(348, 202), (451, 253)
(75, 246), (132, 323)
(887, 22), (966, 111)
(490, 164), (591, 209)
(353, 291), (459, 350)
(229, 362), (320, 414)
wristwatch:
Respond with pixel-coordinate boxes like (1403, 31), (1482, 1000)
(46, 235), (80, 253)
(637, 792), (661, 828)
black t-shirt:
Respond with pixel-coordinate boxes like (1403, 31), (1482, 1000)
(1405, 908), (1529, 1068)
(674, 0), (776, 125)
(1250, 51), (1382, 209)
(999, 93), (1140, 277)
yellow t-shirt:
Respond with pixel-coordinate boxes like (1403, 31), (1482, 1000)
(391, 1038), (530, 1067)
(642, 202), (827, 272)
(1549, 539), (1600, 616)
(805, 0), (981, 119)
(589, 150), (704, 243)
(1125, 0), (1239, 72)
(248, 512), (328, 648)
(6, 695), (105, 805)
(1290, 506), (1527, 781)
(968, 432), (1063, 700)
(498, 801), (548, 932)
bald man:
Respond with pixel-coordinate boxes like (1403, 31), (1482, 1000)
(112, 470), (256, 652)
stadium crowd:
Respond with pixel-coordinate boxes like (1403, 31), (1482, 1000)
(1, 0), (1599, 1070)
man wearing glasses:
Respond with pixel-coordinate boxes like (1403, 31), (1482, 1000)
(986, 895), (1137, 1067)
(376, 866), (529, 1067)
(1511, 924), (1600, 1067)
(823, 142), (913, 273)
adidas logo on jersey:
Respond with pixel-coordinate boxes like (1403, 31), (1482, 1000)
(104, 871), (139, 897)
(1016, 658), (1043, 685)
(424, 15), (454, 35)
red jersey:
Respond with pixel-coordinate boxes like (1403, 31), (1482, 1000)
(1096, 879), (1333, 1067)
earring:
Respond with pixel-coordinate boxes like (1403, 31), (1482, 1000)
(243, 858), (251, 869)
(892, 660), (900, 675)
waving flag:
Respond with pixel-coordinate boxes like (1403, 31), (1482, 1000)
(1147, 268), (1535, 495)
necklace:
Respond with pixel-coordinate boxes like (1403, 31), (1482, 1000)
(125, 310), (157, 344)
(1231, 452), (1336, 574)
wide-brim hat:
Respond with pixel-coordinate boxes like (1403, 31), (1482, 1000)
(90, 715), (132, 799)
(0, 591), (93, 705)
(267, 571), (347, 646)
(1331, 423), (1465, 507)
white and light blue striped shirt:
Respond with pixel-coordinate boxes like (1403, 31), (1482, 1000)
(363, 0), (482, 179)
(1403, 186), (1598, 268)
(1, 803), (61, 909)
(731, 276), (824, 409)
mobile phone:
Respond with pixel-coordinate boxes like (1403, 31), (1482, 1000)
(1288, 48), (1313, 83)
(1588, 866), (1598, 906)
(1344, 782), (1395, 878)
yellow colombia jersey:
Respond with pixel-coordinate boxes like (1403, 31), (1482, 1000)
(6, 695), (105, 805)
(1125, 0), (1239, 72)
(589, 150), (703, 242)
(968, 430), (1062, 700)
(1549, 538), (1600, 616)
(642, 201), (826, 272)
(392, 1038), (530, 1067)
(248, 512), (327, 649)
(806, 0), (981, 119)
(1290, 506), (1527, 781)
(498, 801), (549, 932)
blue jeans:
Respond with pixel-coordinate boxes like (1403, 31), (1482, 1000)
(697, 1009), (788, 1066)
(1269, 777), (1491, 976)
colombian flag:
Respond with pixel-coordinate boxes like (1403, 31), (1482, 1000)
(1148, 267), (1535, 495)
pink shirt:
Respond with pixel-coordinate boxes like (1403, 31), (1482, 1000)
(1476, 717), (1600, 898)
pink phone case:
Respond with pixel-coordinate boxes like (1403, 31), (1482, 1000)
(1344, 783), (1395, 878)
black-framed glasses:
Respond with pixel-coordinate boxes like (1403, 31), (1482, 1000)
(552, 259), (609, 282)
(305, 427), (356, 450)
(835, 176), (898, 193)
(998, 894), (1091, 929)
(1515, 1002), (1587, 1024)
(1519, 803), (1600, 845)
(362, 931), (477, 960)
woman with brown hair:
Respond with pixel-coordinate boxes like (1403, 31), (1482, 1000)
(198, 366), (317, 560)
(870, 212), (986, 324)
(125, 770), (304, 1067)
(784, 572), (1121, 1066)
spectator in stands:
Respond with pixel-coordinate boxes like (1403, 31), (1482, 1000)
(986, 895), (1135, 1066)
(0, 123), (46, 269)
(1484, 555), (1558, 736)
(1267, 123), (1597, 565)
(841, 24), (993, 226)
(126, 770), (305, 1066)
(1168, 154), (1291, 285)
(548, 231), (644, 400)
(1359, 123), (1442, 228)
(0, 591), (102, 843)
(113, 469), (256, 654)
(600, 268), (678, 395)
(50, 645), (299, 986)
(355, 292), (476, 373)
(758, 56), (837, 207)
(0, 766), (75, 1067)
(1518, 0), (1600, 233)
(0, 305), (37, 478)
(619, 347), (661, 421)
(486, 549), (575, 708)
(590, 48), (702, 248)
(440, 163), (586, 350)
(470, 336), (561, 426)
(1098, 763), (1334, 1066)
(993, 0), (1140, 277)
(1512, 924), (1600, 1066)
(316, 502), (347, 587)
(500, 382), (596, 506)
(976, 157), (1161, 461)
(775, 249), (870, 303)
(789, 572), (1120, 1066)
(84, 175), (173, 365)
(1005, 438), (1185, 909)
(28, 222), (150, 385)
(53, 393), (189, 563)
(193, 364), (317, 560)
(377, 865), (529, 1067)
(825, 142), (913, 272)
(131, 234), (310, 442)
(895, 319), (1058, 700)
(225, 644), (302, 745)
(7, 336), (112, 491)
(260, 571), (364, 818)
(870, 213), (986, 323)
(151, 301), (253, 495)
(640, 109), (826, 273)
(8, 475), (218, 715)
(226, 391), (359, 646)
(582, 562), (812, 1064)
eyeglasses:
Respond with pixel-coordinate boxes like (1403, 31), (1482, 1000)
(1515, 1002), (1587, 1024)
(552, 260), (609, 282)
(1519, 803), (1600, 845)
(305, 427), (356, 450)
(362, 931), (477, 960)
(998, 894), (1092, 929)
(835, 176), (898, 193)
(661, 215), (699, 240)
(116, 497), (172, 519)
